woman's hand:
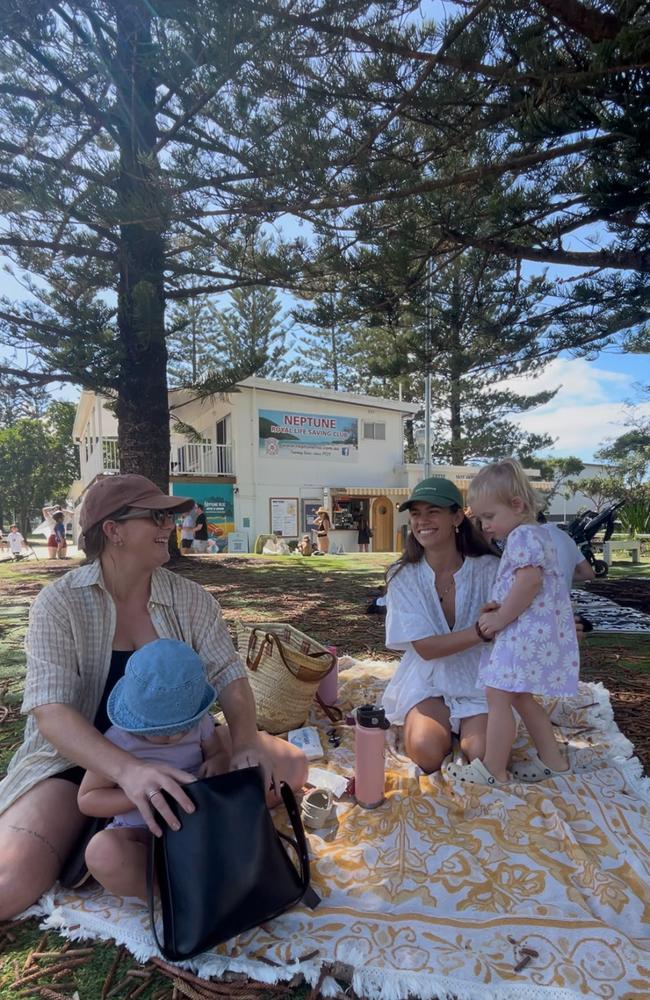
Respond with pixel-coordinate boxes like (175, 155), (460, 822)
(479, 600), (501, 615)
(117, 761), (197, 838)
(230, 740), (278, 795)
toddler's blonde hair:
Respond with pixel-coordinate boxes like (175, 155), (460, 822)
(468, 458), (543, 518)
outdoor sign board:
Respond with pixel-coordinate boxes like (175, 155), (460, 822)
(227, 531), (249, 553)
(171, 482), (235, 537)
(302, 500), (322, 534)
(269, 497), (299, 537)
(259, 409), (358, 461)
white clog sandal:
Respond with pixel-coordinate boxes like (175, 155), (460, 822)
(510, 753), (570, 783)
(445, 758), (509, 786)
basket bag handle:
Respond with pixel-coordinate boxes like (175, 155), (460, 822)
(246, 627), (343, 723)
(246, 629), (334, 682)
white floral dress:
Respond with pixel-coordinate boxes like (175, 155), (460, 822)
(478, 524), (579, 696)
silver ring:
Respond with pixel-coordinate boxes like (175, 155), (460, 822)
(147, 789), (161, 802)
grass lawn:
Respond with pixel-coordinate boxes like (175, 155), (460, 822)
(0, 550), (648, 998)
(604, 555), (650, 579)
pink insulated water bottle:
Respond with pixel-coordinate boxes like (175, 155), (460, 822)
(317, 645), (338, 707)
(354, 704), (390, 809)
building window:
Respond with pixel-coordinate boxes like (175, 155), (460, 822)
(363, 421), (386, 440)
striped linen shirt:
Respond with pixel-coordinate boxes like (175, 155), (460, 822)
(0, 561), (245, 815)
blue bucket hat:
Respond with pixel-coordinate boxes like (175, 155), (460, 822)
(107, 639), (216, 736)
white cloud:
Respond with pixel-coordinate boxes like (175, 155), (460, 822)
(498, 358), (650, 459)
(502, 356), (629, 403)
(517, 401), (650, 456)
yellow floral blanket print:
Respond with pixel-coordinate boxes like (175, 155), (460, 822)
(33, 661), (650, 1000)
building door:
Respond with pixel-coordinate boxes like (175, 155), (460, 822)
(371, 496), (394, 552)
(215, 415), (231, 474)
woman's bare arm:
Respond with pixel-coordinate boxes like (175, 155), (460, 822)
(411, 626), (483, 660)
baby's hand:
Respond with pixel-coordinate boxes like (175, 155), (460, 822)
(478, 611), (502, 638)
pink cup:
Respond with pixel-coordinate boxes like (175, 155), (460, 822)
(317, 645), (338, 706)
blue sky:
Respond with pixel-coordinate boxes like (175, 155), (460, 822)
(499, 350), (649, 463)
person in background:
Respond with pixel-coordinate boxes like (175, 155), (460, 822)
(52, 512), (68, 559)
(0, 474), (307, 920)
(7, 524), (26, 560)
(537, 512), (595, 589)
(43, 506), (65, 559)
(357, 513), (371, 553)
(297, 534), (314, 556)
(314, 507), (331, 554)
(180, 505), (197, 553)
(193, 502), (209, 553)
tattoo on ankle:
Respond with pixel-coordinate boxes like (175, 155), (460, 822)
(9, 825), (63, 865)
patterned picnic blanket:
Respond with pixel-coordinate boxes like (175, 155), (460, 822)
(31, 660), (650, 1000)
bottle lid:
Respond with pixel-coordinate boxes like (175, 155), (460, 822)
(356, 704), (390, 729)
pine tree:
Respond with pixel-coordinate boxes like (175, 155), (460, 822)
(166, 297), (219, 389)
(292, 295), (361, 391)
(209, 286), (292, 381)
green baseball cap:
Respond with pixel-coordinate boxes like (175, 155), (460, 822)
(398, 477), (464, 512)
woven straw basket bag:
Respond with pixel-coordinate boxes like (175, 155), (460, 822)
(235, 623), (336, 734)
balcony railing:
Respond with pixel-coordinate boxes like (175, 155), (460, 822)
(171, 440), (234, 476)
(80, 437), (234, 481)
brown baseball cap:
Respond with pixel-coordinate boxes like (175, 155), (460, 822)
(79, 474), (194, 534)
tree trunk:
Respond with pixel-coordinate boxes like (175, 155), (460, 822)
(404, 418), (417, 464)
(113, 2), (170, 494)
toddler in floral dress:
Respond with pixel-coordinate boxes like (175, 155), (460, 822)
(450, 459), (579, 786)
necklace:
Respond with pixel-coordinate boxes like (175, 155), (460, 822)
(437, 579), (455, 603)
(434, 559), (463, 603)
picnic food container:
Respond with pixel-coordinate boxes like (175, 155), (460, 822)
(317, 645), (339, 706)
(354, 704), (390, 809)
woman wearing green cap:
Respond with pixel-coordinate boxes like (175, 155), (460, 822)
(383, 477), (500, 773)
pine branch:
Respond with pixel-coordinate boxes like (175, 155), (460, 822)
(0, 236), (115, 261)
(442, 227), (650, 272)
(533, 0), (624, 42)
(0, 363), (73, 386)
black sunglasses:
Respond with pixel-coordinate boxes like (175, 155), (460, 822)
(113, 508), (177, 528)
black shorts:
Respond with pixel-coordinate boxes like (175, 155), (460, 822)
(54, 765), (86, 786)
(181, 539), (193, 549)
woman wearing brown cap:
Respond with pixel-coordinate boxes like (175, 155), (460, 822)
(0, 474), (307, 919)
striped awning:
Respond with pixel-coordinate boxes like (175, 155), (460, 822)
(334, 487), (409, 497)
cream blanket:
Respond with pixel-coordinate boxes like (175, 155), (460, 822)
(30, 661), (650, 1000)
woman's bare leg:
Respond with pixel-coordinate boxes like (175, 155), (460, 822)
(458, 713), (488, 762)
(403, 698), (452, 773)
(211, 726), (309, 807)
(85, 827), (150, 900)
(0, 779), (86, 920)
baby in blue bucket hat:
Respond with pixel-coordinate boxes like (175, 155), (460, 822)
(78, 639), (222, 898)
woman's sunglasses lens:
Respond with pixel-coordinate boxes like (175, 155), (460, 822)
(152, 510), (173, 527)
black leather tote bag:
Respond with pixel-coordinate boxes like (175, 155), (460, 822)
(148, 766), (320, 961)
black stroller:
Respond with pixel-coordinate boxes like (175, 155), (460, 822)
(561, 500), (625, 578)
